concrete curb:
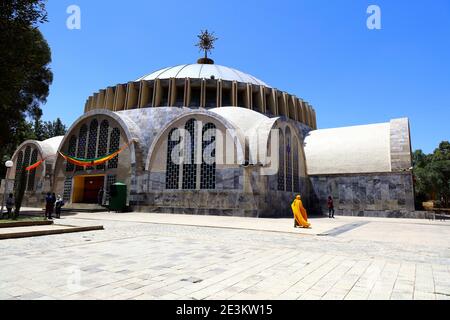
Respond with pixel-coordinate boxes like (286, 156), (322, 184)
(0, 220), (53, 229)
(0, 225), (104, 240)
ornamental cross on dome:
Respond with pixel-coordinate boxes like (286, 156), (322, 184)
(196, 30), (218, 59)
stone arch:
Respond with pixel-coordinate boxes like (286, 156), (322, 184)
(145, 111), (245, 172)
(146, 111), (245, 192)
(54, 110), (140, 204)
(265, 118), (307, 192)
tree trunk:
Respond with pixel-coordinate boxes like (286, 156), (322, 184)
(14, 167), (27, 219)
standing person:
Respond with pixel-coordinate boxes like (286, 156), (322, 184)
(97, 187), (104, 206)
(54, 195), (64, 219)
(327, 196), (335, 218)
(291, 195), (311, 229)
(50, 193), (57, 219)
(4, 193), (14, 219)
(45, 193), (52, 219)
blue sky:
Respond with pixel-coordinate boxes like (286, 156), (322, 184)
(39, 0), (450, 153)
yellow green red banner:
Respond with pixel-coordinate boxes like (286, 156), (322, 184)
(26, 159), (46, 171)
(58, 141), (132, 167)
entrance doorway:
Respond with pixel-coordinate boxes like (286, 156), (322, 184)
(72, 175), (105, 203)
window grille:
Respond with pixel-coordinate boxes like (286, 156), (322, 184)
(27, 149), (38, 191)
(76, 124), (88, 171)
(63, 177), (72, 202)
(108, 128), (120, 169)
(286, 128), (292, 192)
(165, 128), (181, 189)
(277, 129), (285, 191)
(86, 119), (99, 170)
(182, 119), (197, 189)
(66, 136), (77, 172)
(97, 120), (109, 170)
(13, 151), (24, 190)
(200, 123), (216, 189)
(293, 138), (300, 193)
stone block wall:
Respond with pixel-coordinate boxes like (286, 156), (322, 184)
(390, 118), (412, 171)
(310, 172), (415, 216)
(132, 189), (307, 218)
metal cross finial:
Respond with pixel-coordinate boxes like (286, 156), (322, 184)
(196, 30), (218, 59)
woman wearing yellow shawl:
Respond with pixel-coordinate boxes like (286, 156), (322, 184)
(291, 195), (311, 229)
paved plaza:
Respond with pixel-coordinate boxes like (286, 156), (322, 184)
(0, 212), (449, 300)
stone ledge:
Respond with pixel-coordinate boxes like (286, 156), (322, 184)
(0, 220), (53, 229)
(0, 225), (104, 240)
(335, 210), (434, 220)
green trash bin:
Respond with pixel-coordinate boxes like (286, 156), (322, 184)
(109, 182), (127, 212)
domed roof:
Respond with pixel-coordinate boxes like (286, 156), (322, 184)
(136, 64), (270, 87)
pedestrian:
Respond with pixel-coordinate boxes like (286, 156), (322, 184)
(50, 193), (56, 219)
(54, 195), (64, 219)
(4, 193), (14, 219)
(97, 187), (104, 206)
(327, 196), (335, 218)
(291, 195), (311, 229)
(45, 192), (52, 219)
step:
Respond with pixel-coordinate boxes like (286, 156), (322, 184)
(63, 204), (107, 213)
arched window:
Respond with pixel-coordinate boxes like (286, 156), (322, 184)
(23, 146), (31, 168)
(97, 120), (109, 170)
(293, 138), (300, 193)
(108, 128), (120, 169)
(165, 128), (181, 190)
(286, 127), (292, 192)
(182, 119), (197, 189)
(277, 129), (285, 191)
(66, 136), (77, 172)
(76, 124), (88, 171)
(14, 151), (24, 190)
(86, 119), (99, 170)
(27, 149), (38, 191)
(201, 123), (216, 190)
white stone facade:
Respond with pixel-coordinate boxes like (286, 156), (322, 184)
(8, 63), (415, 217)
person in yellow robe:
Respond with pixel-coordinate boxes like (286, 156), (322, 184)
(291, 195), (311, 229)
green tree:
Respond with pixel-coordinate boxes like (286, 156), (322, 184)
(413, 141), (450, 208)
(34, 117), (67, 140)
(0, 0), (53, 177)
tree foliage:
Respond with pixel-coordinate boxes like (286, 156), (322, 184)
(34, 117), (67, 141)
(0, 0), (53, 176)
(413, 141), (450, 208)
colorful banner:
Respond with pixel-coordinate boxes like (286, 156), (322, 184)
(58, 141), (132, 168)
(26, 158), (46, 171)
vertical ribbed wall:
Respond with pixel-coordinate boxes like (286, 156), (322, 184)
(84, 79), (318, 129)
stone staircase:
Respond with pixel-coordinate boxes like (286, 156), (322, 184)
(63, 203), (107, 213)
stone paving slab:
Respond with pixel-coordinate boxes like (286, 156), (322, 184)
(1, 211), (449, 300)
(56, 212), (360, 236)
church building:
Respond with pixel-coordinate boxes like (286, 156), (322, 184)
(7, 35), (415, 218)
